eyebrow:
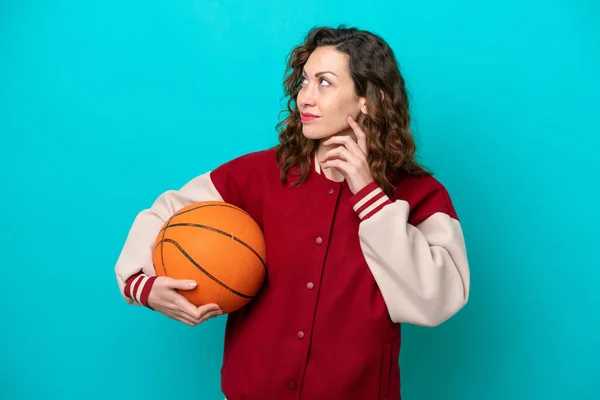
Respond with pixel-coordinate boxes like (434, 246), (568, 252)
(302, 69), (338, 78)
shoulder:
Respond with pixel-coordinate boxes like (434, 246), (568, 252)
(207, 148), (277, 213)
(209, 147), (278, 192)
(216, 147), (276, 167)
(391, 173), (459, 225)
(210, 147), (277, 177)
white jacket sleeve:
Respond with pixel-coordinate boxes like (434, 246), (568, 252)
(349, 181), (470, 327)
(114, 172), (223, 305)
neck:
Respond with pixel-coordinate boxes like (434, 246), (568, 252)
(315, 128), (356, 182)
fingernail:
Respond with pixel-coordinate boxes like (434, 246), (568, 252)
(187, 281), (197, 288)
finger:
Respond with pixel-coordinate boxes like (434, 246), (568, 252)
(347, 115), (368, 155)
(173, 307), (203, 325)
(199, 310), (223, 324)
(178, 306), (221, 325)
(170, 313), (197, 327)
(179, 317), (196, 327)
(321, 159), (350, 175)
(321, 146), (358, 165)
(173, 294), (202, 319)
(197, 303), (222, 316)
(164, 277), (197, 291)
(322, 136), (364, 159)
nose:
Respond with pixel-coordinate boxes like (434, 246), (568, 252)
(298, 94), (315, 109)
(297, 85), (316, 109)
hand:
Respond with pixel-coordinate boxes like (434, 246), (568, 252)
(320, 115), (374, 194)
(147, 277), (223, 327)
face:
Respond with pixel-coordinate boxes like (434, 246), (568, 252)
(297, 46), (367, 141)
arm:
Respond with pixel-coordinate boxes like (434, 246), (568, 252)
(114, 171), (224, 306)
(349, 180), (470, 327)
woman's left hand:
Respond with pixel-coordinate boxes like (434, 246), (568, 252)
(320, 115), (374, 194)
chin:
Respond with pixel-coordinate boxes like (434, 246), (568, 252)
(301, 125), (331, 141)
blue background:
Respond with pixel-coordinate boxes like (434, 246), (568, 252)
(1, 1), (599, 399)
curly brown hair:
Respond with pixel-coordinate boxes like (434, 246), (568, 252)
(274, 25), (431, 198)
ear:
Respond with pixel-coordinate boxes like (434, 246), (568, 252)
(358, 90), (385, 115)
(359, 97), (368, 115)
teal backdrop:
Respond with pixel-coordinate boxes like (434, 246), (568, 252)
(1, 1), (599, 399)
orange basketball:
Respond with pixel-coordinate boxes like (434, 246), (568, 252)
(152, 201), (267, 314)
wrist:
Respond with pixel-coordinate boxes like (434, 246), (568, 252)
(349, 181), (392, 221)
(124, 272), (158, 309)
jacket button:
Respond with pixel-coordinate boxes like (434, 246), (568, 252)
(328, 188), (335, 195)
(297, 331), (305, 339)
(315, 237), (323, 245)
(306, 282), (314, 290)
(289, 381), (297, 390)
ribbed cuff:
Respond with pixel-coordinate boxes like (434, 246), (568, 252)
(124, 272), (158, 309)
(349, 181), (393, 221)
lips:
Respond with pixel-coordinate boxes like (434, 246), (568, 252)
(301, 112), (319, 122)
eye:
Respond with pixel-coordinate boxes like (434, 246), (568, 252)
(301, 76), (331, 87)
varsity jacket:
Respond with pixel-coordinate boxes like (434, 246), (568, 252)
(114, 148), (470, 400)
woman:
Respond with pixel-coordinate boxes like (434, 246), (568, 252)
(114, 25), (470, 400)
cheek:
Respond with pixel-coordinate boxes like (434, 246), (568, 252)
(324, 97), (356, 125)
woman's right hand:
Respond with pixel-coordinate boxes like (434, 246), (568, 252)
(147, 277), (223, 326)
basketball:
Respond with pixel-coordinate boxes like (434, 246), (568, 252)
(152, 201), (267, 314)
